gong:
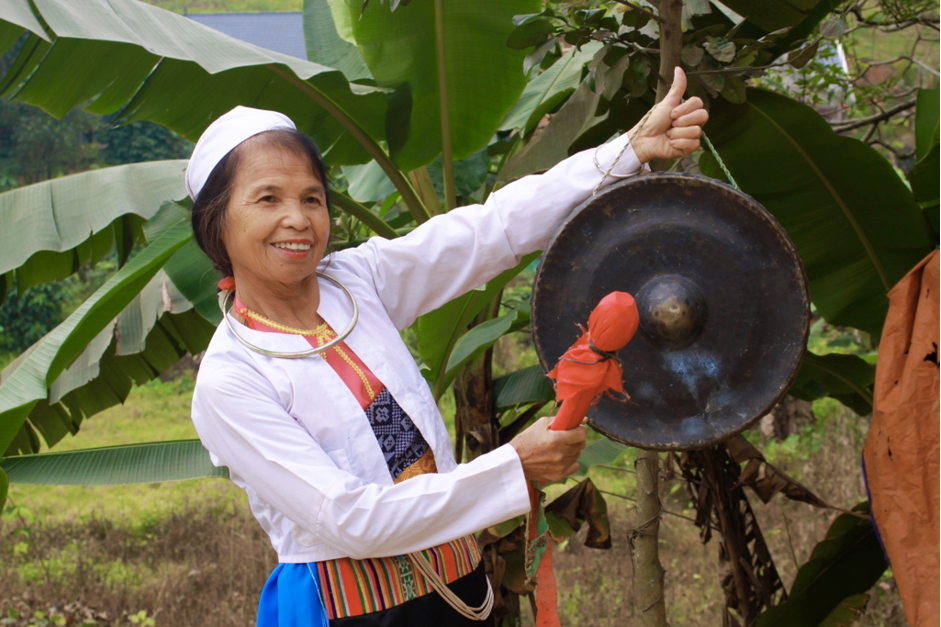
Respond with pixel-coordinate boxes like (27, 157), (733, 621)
(532, 173), (810, 451)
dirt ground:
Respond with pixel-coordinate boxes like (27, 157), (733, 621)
(0, 403), (909, 626)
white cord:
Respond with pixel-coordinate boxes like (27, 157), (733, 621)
(591, 105), (656, 195)
(407, 552), (494, 621)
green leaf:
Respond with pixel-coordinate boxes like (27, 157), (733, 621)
(0, 161), (188, 296)
(500, 42), (602, 135)
(1, 440), (228, 485)
(303, 0), (372, 81)
(704, 37), (736, 63)
(0, 220), (193, 454)
(442, 309), (530, 392)
(819, 594), (869, 627)
(0, 0), (388, 167)
(716, 0), (841, 41)
(417, 252), (539, 399)
(161, 237), (224, 325)
(756, 502), (888, 627)
(0, 466), (7, 512)
(498, 81), (603, 182)
(337, 0), (542, 170)
(493, 365), (555, 408)
(789, 352), (875, 416)
(505, 18), (556, 50)
(911, 145), (939, 212)
(914, 88), (939, 161)
(703, 89), (933, 337)
(574, 438), (627, 477)
(343, 160), (398, 203)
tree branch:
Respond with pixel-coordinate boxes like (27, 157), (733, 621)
(831, 98), (917, 132)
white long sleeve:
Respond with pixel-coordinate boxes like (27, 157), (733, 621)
(336, 136), (645, 329)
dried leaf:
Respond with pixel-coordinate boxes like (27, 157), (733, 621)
(544, 477), (612, 548)
(678, 445), (787, 624)
(787, 41), (820, 69)
(725, 435), (829, 508)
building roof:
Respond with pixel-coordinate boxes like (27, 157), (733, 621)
(186, 12), (307, 60)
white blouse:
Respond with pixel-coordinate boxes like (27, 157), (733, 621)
(191, 137), (645, 563)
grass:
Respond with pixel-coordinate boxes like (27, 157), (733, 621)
(2, 368), (908, 626)
(5, 373), (246, 526)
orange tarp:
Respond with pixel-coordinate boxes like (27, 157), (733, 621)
(864, 249), (939, 627)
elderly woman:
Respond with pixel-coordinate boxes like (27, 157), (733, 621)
(189, 67), (707, 626)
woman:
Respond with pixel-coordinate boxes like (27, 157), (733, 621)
(189, 67), (708, 626)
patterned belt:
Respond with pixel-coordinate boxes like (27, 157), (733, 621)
(315, 534), (482, 620)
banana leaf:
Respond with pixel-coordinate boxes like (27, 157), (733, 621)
(417, 252), (539, 399)
(0, 466), (7, 511)
(333, 0), (541, 170)
(0, 160), (187, 300)
(442, 309), (530, 393)
(0, 0), (386, 168)
(573, 438), (627, 477)
(0, 220), (193, 454)
(755, 502), (887, 627)
(499, 42), (602, 136)
(1, 439), (227, 485)
(493, 365), (555, 408)
(702, 89), (934, 337)
(303, 0), (372, 82)
(789, 352), (875, 416)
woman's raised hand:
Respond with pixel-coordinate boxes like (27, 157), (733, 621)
(630, 67), (710, 165)
(510, 416), (587, 484)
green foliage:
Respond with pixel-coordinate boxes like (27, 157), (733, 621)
(1, 439), (227, 486)
(493, 365), (555, 408)
(0, 160), (187, 298)
(702, 88), (933, 337)
(334, 0), (541, 170)
(0, 466), (7, 513)
(755, 502), (888, 627)
(0, 0), (388, 168)
(99, 120), (191, 166)
(790, 352), (875, 415)
(0, 220), (194, 455)
(0, 284), (68, 353)
(417, 252), (539, 399)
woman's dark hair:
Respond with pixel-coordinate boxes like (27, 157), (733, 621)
(191, 129), (331, 278)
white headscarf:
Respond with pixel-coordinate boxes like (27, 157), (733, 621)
(185, 106), (296, 201)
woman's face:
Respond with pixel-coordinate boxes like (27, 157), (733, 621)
(222, 138), (330, 288)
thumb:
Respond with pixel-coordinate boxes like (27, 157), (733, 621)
(663, 66), (687, 106)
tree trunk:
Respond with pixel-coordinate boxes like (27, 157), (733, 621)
(630, 1), (683, 624)
(632, 449), (667, 626)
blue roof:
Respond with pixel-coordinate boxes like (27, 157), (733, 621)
(186, 12), (307, 60)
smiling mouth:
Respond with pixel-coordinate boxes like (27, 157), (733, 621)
(272, 242), (312, 251)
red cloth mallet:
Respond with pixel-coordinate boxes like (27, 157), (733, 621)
(547, 291), (640, 431)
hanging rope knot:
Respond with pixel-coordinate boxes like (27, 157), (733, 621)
(588, 339), (622, 366)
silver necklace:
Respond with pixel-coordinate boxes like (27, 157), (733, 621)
(219, 271), (359, 359)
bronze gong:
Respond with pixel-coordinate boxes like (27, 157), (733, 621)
(531, 173), (810, 451)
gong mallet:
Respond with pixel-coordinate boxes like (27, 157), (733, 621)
(547, 291), (640, 431)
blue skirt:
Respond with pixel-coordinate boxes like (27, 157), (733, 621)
(257, 563), (329, 627)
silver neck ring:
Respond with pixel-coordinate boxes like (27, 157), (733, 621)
(220, 271), (359, 359)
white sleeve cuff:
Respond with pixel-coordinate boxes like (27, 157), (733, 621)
(594, 133), (647, 180)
